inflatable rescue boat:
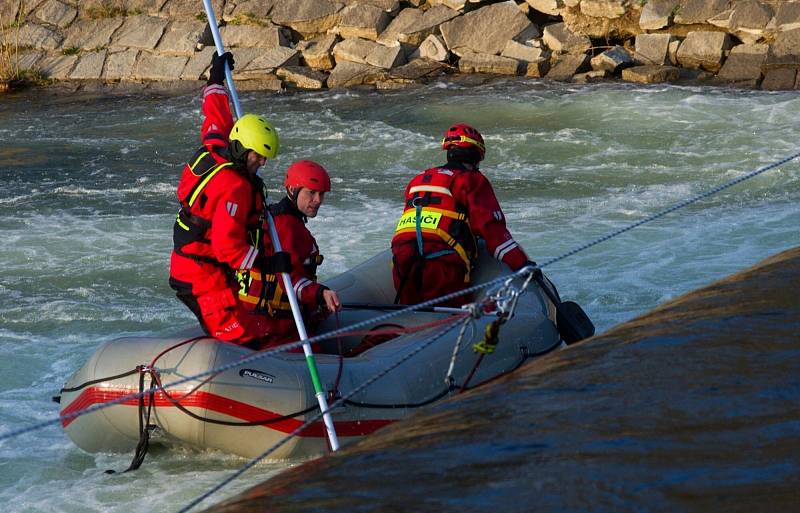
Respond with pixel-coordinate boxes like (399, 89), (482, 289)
(59, 248), (575, 461)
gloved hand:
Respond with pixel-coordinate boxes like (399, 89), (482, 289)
(521, 260), (542, 280)
(208, 51), (234, 85)
(256, 251), (291, 275)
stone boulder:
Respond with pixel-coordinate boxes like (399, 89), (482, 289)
(238, 48), (300, 77)
(716, 43), (767, 82)
(298, 34), (338, 70)
(525, 0), (566, 17)
(352, 0), (401, 13)
(104, 49), (139, 80)
(366, 43), (406, 68)
(708, 0), (772, 44)
(639, 0), (679, 30)
(542, 22), (592, 55)
(761, 68), (798, 90)
(333, 38), (381, 64)
(501, 40), (549, 64)
(38, 54), (78, 80)
(62, 18), (123, 50)
(70, 50), (107, 80)
(157, 20), (208, 55)
(635, 33), (677, 65)
(765, 27), (800, 68)
(590, 45), (634, 73)
(580, 0), (629, 19)
(767, 2), (800, 32)
(338, 4), (391, 40)
(673, 0), (730, 25)
(219, 23), (288, 49)
(271, 0), (343, 38)
(132, 54), (189, 81)
(378, 6), (459, 46)
(181, 47), (214, 81)
(429, 0), (468, 10)
(327, 60), (384, 87)
(35, 0), (77, 29)
(676, 31), (733, 72)
(621, 64), (680, 83)
(546, 53), (590, 80)
(410, 34), (449, 62)
(18, 23), (63, 50)
(110, 15), (167, 51)
(440, 1), (536, 56)
(223, 0), (278, 20)
(276, 66), (328, 89)
(458, 52), (521, 75)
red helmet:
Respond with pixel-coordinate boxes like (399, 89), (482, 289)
(284, 160), (331, 192)
(441, 123), (485, 161)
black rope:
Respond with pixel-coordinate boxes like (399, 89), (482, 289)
(59, 367), (140, 393)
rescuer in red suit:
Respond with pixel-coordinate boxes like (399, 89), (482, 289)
(169, 51), (291, 344)
(237, 160), (342, 349)
(391, 123), (535, 307)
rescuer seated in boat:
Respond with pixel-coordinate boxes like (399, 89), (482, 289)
(391, 123), (536, 307)
(169, 50), (291, 346)
(237, 160), (342, 350)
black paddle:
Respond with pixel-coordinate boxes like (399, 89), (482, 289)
(529, 270), (595, 344)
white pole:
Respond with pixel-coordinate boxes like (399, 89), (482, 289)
(201, 0), (340, 452)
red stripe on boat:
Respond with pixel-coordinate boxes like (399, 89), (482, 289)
(60, 387), (393, 437)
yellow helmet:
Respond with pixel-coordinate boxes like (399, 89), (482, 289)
(229, 114), (279, 159)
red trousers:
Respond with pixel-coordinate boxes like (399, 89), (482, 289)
(391, 242), (471, 308)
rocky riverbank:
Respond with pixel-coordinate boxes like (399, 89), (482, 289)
(4, 0), (800, 93)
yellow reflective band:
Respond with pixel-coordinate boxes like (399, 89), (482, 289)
(188, 162), (232, 207)
(395, 209), (442, 232)
(189, 151), (210, 176)
(175, 213), (190, 231)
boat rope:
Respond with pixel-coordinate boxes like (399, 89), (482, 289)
(176, 317), (464, 513)
(444, 308), (479, 387)
(3, 150), (796, 445)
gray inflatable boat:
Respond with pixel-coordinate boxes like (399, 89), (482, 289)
(59, 248), (562, 460)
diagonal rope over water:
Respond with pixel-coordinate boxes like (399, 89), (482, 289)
(0, 149), (797, 447)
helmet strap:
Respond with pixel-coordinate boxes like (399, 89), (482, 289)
(286, 186), (300, 203)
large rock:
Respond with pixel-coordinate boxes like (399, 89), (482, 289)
(62, 18), (123, 50)
(35, 0), (77, 28)
(410, 34), (450, 62)
(223, 0), (278, 20)
(673, 0), (730, 25)
(351, 0), (401, 12)
(157, 20), (207, 55)
(676, 30), (733, 72)
(276, 66), (327, 89)
(708, 0), (772, 44)
(104, 49), (139, 80)
(18, 23), (63, 50)
(500, 40), (549, 63)
(181, 47), (214, 81)
(271, 0), (343, 38)
(219, 23), (288, 49)
(366, 43), (406, 68)
(546, 53), (590, 80)
(440, 1), (536, 56)
(525, 0), (566, 16)
(110, 15), (167, 50)
(635, 33), (677, 65)
(767, 2), (800, 32)
(580, 0), (628, 19)
(542, 22), (592, 55)
(590, 45), (634, 73)
(378, 6), (459, 46)
(338, 4), (391, 40)
(761, 68), (798, 90)
(37, 54), (78, 79)
(639, 0), (679, 30)
(333, 38), (381, 64)
(621, 64), (680, 83)
(429, 0), (469, 10)
(298, 34), (338, 70)
(716, 43), (767, 82)
(458, 51), (521, 75)
(327, 60), (383, 87)
(238, 48), (300, 77)
(69, 50), (106, 80)
(765, 27), (800, 68)
(132, 54), (189, 81)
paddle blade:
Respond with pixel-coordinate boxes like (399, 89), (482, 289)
(556, 301), (595, 344)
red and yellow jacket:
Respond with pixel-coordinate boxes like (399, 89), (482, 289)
(169, 84), (264, 297)
(237, 197), (326, 317)
(391, 163), (528, 280)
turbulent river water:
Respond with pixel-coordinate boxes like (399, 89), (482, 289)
(0, 79), (798, 513)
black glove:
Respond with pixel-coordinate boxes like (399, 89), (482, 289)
(208, 51), (234, 85)
(522, 260), (542, 280)
(256, 251), (291, 275)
